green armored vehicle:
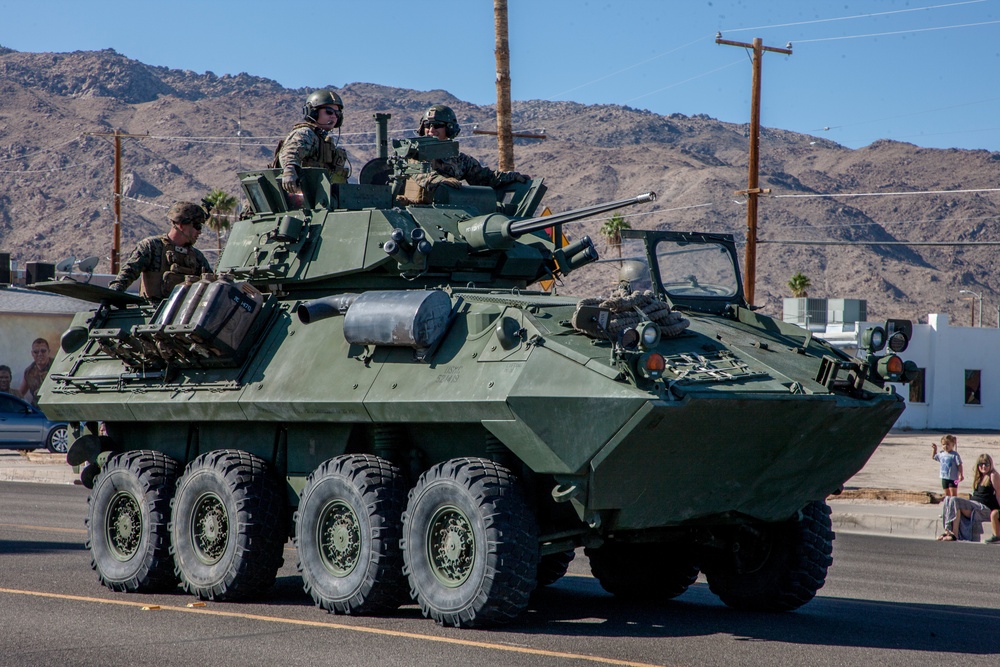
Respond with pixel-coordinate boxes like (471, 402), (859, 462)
(37, 114), (914, 627)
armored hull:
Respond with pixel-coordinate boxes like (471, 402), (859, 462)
(38, 124), (912, 626)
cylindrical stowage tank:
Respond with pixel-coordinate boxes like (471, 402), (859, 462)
(342, 290), (452, 349)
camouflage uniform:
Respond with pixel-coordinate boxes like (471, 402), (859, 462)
(411, 153), (526, 190)
(109, 235), (212, 300)
(276, 122), (349, 183)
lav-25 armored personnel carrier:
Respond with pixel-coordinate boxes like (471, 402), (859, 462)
(36, 114), (915, 627)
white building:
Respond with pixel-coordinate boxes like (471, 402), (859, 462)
(785, 298), (998, 431)
(877, 314), (999, 431)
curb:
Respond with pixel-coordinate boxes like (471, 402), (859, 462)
(834, 488), (941, 504)
(830, 506), (941, 540)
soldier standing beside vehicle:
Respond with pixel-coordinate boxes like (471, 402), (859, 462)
(274, 90), (350, 194)
(109, 201), (213, 301)
(409, 104), (529, 198)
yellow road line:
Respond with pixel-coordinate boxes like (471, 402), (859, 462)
(0, 523), (87, 535)
(0, 587), (666, 667)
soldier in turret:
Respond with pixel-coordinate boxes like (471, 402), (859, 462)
(273, 90), (350, 193)
(109, 201), (213, 301)
(411, 104), (529, 194)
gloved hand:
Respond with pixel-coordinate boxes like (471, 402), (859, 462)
(438, 177), (462, 189)
(515, 173), (530, 183)
(281, 165), (300, 193)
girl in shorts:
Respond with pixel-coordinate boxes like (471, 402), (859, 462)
(932, 434), (963, 497)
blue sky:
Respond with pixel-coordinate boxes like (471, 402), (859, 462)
(2, 0), (999, 151)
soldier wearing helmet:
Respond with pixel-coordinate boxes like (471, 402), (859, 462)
(272, 90), (350, 193)
(410, 104), (529, 197)
(109, 201), (213, 301)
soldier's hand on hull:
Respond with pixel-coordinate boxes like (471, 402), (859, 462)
(282, 165), (300, 193)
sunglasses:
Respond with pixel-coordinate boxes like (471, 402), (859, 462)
(318, 106), (342, 115)
(428, 122), (447, 129)
(980, 462), (993, 467)
(186, 221), (203, 231)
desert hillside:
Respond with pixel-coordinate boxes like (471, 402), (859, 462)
(1, 46), (999, 324)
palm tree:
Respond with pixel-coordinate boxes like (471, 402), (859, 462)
(599, 213), (631, 265)
(788, 272), (812, 298)
(203, 188), (237, 264)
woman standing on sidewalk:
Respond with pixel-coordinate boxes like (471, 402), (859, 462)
(971, 454), (1000, 544)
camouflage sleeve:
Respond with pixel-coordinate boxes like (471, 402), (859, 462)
(109, 237), (159, 291)
(451, 153), (524, 188)
(277, 127), (319, 170)
(193, 248), (213, 274)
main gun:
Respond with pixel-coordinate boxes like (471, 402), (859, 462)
(459, 191), (656, 252)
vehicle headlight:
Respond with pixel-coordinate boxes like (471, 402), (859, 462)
(637, 321), (661, 350)
(862, 326), (886, 353)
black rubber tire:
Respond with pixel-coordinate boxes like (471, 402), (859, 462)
(86, 450), (180, 593)
(536, 550), (576, 587)
(46, 425), (70, 454)
(295, 454), (409, 615)
(703, 500), (835, 612)
(585, 542), (699, 601)
(169, 449), (286, 601)
(401, 457), (539, 627)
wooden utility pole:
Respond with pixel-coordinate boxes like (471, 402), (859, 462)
(84, 129), (148, 273)
(494, 0), (515, 170)
(716, 35), (791, 306)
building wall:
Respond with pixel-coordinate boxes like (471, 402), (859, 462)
(0, 313), (72, 391)
(877, 314), (1000, 430)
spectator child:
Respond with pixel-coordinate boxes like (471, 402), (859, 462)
(932, 434), (963, 497)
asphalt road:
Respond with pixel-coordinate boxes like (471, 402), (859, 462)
(2, 481), (999, 667)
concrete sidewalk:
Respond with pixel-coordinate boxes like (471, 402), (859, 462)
(4, 428), (1000, 542)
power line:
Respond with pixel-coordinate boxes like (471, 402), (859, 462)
(760, 240), (1000, 246)
(773, 186), (1000, 199)
(720, 0), (987, 34)
(0, 155), (109, 174)
(795, 19), (1000, 44)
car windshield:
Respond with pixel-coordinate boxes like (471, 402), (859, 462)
(654, 240), (738, 299)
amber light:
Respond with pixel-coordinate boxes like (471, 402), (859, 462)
(884, 355), (903, 375)
(638, 352), (666, 379)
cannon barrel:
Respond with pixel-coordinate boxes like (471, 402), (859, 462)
(508, 191), (656, 238)
(458, 191), (656, 252)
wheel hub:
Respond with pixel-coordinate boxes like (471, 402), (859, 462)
(191, 493), (229, 565)
(318, 500), (360, 576)
(106, 491), (142, 561)
(427, 505), (474, 587)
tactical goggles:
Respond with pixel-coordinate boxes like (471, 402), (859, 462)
(427, 122), (447, 129)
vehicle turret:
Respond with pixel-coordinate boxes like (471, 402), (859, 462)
(224, 147), (654, 292)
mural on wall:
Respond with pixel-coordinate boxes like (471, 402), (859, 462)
(0, 336), (52, 408)
(0, 310), (73, 414)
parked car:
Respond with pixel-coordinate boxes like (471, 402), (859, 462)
(0, 392), (69, 453)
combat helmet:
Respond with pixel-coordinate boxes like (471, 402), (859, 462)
(167, 202), (208, 227)
(618, 260), (652, 293)
(303, 90), (344, 128)
(418, 104), (460, 138)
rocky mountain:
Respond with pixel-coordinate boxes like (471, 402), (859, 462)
(1, 46), (999, 324)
